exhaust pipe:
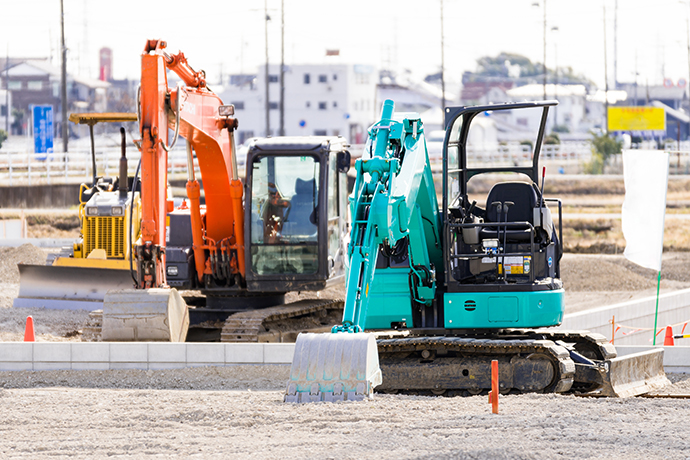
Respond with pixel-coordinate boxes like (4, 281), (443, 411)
(119, 127), (128, 199)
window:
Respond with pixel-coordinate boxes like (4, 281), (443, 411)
(250, 155), (320, 275)
(314, 130), (327, 136)
(232, 101), (245, 110)
(8, 81), (21, 90)
(333, 101), (338, 108)
(27, 81), (43, 91)
(269, 102), (279, 110)
(304, 73), (310, 84)
(333, 74), (338, 81)
(1, 105), (6, 116)
(268, 75), (279, 83)
(318, 74), (327, 83)
(305, 101), (311, 108)
(318, 102), (327, 110)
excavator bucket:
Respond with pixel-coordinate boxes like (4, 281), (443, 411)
(284, 333), (382, 403)
(14, 264), (135, 310)
(593, 348), (670, 398)
(102, 288), (189, 342)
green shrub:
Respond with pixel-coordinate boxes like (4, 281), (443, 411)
(585, 132), (622, 174)
(0, 129), (6, 149)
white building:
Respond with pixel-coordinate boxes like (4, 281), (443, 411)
(0, 89), (11, 135)
(505, 83), (588, 134)
(219, 63), (378, 145)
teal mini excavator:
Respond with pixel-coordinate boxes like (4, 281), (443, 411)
(285, 99), (668, 403)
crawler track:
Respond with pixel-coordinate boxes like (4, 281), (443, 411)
(220, 298), (343, 342)
(374, 329), (619, 396)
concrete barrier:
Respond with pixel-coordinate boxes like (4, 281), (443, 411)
(559, 288), (690, 346)
(0, 342), (295, 371)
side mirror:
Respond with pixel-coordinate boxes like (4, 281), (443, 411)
(337, 150), (351, 173)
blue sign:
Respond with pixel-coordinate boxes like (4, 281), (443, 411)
(299, 120), (306, 128)
(33, 105), (54, 160)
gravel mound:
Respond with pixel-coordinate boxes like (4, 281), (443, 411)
(561, 256), (657, 291)
(0, 244), (47, 284)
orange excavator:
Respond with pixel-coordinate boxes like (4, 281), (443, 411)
(100, 40), (350, 341)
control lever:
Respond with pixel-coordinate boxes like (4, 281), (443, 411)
(501, 201), (514, 281)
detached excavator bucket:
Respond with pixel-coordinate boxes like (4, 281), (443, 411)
(596, 348), (670, 397)
(284, 333), (382, 403)
(102, 288), (189, 342)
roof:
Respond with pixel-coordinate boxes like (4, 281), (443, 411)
(249, 136), (346, 153)
(651, 100), (690, 123)
(587, 89), (628, 104)
(506, 83), (587, 98)
(1, 59), (110, 89)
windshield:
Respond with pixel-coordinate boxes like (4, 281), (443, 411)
(249, 155), (320, 275)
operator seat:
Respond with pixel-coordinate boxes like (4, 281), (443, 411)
(285, 177), (318, 239)
(479, 181), (538, 243)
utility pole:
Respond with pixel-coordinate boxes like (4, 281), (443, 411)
(543, 0), (547, 101)
(5, 45), (9, 134)
(603, 2), (609, 135)
(264, 0), (271, 137)
(614, 0), (618, 89)
(60, 0), (68, 152)
(686, 1), (690, 104)
(279, 0), (285, 136)
(440, 0), (446, 111)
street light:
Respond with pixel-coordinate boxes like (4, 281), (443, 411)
(551, 25), (559, 130)
(532, 1), (547, 101)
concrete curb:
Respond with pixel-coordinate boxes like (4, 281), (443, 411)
(0, 238), (75, 248)
(0, 342), (295, 371)
(560, 288), (690, 346)
(1, 342), (688, 374)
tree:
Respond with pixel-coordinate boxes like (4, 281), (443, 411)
(0, 129), (6, 149)
(467, 52), (594, 88)
(585, 132), (622, 174)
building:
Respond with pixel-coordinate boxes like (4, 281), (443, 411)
(0, 89), (12, 134)
(219, 63), (378, 145)
(0, 58), (110, 136)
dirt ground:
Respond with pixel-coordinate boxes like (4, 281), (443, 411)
(0, 367), (688, 459)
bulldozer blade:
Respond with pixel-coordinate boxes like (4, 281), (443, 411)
(584, 348), (670, 398)
(14, 264), (135, 310)
(284, 333), (382, 403)
(102, 288), (189, 342)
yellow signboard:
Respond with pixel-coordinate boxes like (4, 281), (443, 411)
(608, 107), (666, 131)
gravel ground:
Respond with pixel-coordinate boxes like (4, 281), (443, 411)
(0, 367), (689, 459)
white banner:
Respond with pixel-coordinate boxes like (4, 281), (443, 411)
(621, 149), (669, 272)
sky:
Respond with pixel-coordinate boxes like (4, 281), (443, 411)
(2, 0), (690, 90)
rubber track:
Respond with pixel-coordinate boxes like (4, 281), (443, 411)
(220, 298), (344, 342)
(376, 335), (575, 394)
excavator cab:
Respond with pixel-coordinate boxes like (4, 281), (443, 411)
(244, 137), (350, 292)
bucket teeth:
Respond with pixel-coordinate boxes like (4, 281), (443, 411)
(284, 332), (382, 403)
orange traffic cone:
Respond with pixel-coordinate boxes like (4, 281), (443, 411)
(663, 325), (674, 346)
(24, 316), (35, 342)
